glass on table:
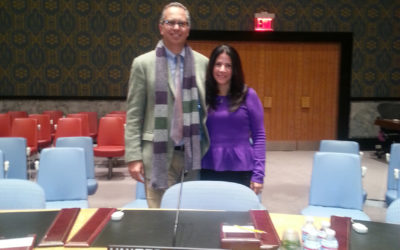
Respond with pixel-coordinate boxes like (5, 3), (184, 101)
(280, 228), (301, 250)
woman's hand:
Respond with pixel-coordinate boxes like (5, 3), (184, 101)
(250, 181), (263, 195)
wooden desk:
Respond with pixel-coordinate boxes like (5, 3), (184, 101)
(0, 209), (399, 250)
(374, 118), (400, 131)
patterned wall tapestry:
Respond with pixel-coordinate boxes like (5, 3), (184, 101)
(0, 0), (399, 98)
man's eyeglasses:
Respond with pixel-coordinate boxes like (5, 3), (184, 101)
(162, 20), (189, 28)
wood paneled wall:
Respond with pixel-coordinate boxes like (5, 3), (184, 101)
(189, 41), (340, 145)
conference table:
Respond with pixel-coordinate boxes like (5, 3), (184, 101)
(0, 208), (399, 250)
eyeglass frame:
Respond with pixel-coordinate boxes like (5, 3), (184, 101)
(161, 19), (189, 28)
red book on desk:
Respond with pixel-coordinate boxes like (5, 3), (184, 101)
(38, 208), (80, 247)
(330, 216), (351, 250)
(250, 210), (281, 249)
(65, 208), (116, 247)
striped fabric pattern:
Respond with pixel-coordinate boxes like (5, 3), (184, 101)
(151, 40), (201, 189)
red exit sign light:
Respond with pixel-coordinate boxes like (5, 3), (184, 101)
(254, 17), (273, 31)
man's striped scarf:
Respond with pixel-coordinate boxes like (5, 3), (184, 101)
(151, 40), (201, 189)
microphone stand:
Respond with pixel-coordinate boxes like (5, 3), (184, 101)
(172, 165), (186, 247)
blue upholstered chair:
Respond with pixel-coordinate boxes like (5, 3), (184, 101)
(55, 136), (98, 195)
(123, 182), (148, 208)
(386, 198), (400, 224)
(319, 140), (360, 154)
(386, 143), (400, 205)
(319, 140), (367, 202)
(0, 150), (4, 178)
(0, 137), (28, 179)
(0, 179), (46, 209)
(37, 147), (88, 209)
(160, 181), (265, 211)
(301, 152), (370, 221)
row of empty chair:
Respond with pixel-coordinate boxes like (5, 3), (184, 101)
(1, 110), (126, 179)
(0, 147), (88, 209)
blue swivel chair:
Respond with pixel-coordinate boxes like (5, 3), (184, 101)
(0, 137), (28, 179)
(123, 182), (148, 208)
(161, 181), (265, 211)
(386, 143), (400, 205)
(319, 140), (367, 202)
(0, 150), (4, 178)
(386, 198), (400, 224)
(55, 136), (98, 195)
(301, 152), (370, 221)
(0, 179), (46, 209)
(37, 147), (88, 209)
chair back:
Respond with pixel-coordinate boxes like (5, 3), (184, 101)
(79, 111), (98, 138)
(0, 137), (27, 179)
(319, 140), (359, 155)
(0, 150), (4, 178)
(29, 114), (52, 148)
(105, 113), (126, 124)
(387, 143), (400, 190)
(97, 116), (125, 146)
(43, 110), (64, 136)
(8, 111), (28, 123)
(11, 118), (38, 155)
(135, 181), (146, 199)
(55, 136), (98, 195)
(0, 113), (12, 137)
(386, 198), (400, 224)
(309, 152), (364, 210)
(67, 113), (90, 137)
(55, 136), (95, 179)
(109, 110), (126, 114)
(37, 147), (88, 202)
(53, 118), (83, 143)
(0, 179), (46, 209)
(161, 180), (264, 211)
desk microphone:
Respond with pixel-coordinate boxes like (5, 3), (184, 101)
(172, 164), (186, 247)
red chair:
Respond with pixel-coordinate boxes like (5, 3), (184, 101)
(93, 116), (125, 179)
(43, 110), (64, 138)
(79, 111), (98, 139)
(109, 110), (126, 114)
(106, 113), (126, 124)
(11, 118), (38, 156)
(8, 111), (28, 124)
(0, 113), (12, 137)
(29, 114), (52, 149)
(67, 113), (90, 137)
(53, 118), (82, 144)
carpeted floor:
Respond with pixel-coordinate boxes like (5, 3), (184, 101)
(89, 150), (389, 222)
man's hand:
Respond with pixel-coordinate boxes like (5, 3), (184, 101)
(128, 160), (144, 183)
(250, 181), (263, 195)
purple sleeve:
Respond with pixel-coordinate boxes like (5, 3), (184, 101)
(246, 88), (266, 183)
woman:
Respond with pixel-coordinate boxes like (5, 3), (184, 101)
(201, 44), (266, 194)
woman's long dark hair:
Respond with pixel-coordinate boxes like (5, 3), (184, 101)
(206, 44), (248, 112)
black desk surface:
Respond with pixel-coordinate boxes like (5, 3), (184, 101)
(0, 210), (58, 246)
(93, 210), (251, 249)
(0, 210), (399, 250)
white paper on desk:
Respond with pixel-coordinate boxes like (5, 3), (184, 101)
(0, 236), (35, 248)
(222, 225), (255, 233)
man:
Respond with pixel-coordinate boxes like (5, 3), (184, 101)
(125, 2), (209, 208)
